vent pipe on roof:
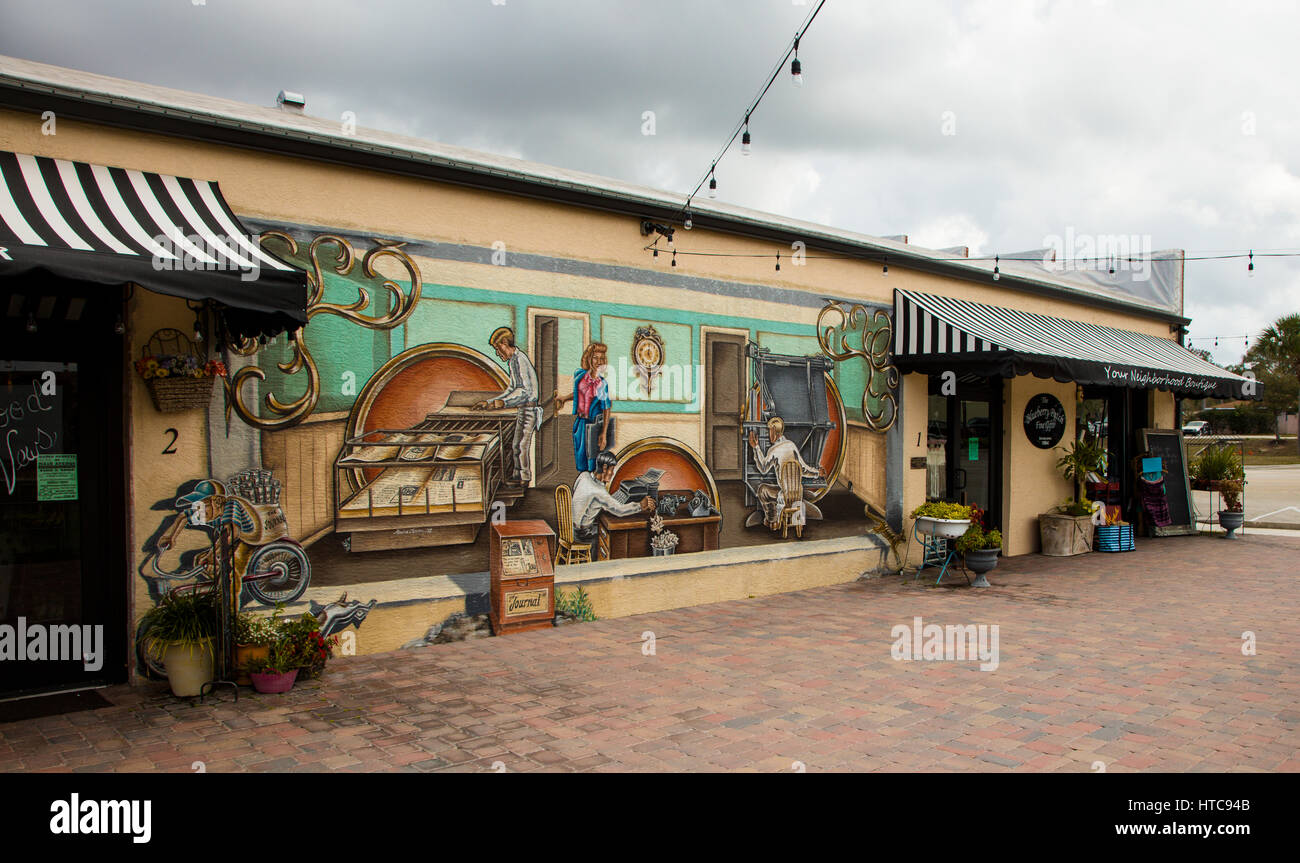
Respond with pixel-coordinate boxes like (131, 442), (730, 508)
(276, 90), (306, 112)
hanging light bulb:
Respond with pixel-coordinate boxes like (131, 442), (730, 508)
(26, 313), (37, 333)
(671, 249), (677, 268)
(791, 35), (803, 87)
(882, 257), (889, 276)
(1215, 337), (1219, 348)
(1248, 250), (1254, 277)
(992, 255), (1000, 281)
(742, 115), (752, 155)
(653, 246), (659, 258)
(708, 166), (718, 199)
(775, 251), (781, 272)
(684, 208), (693, 230)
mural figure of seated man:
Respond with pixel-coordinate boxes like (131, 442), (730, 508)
(571, 450), (655, 555)
(748, 416), (824, 529)
(472, 326), (542, 484)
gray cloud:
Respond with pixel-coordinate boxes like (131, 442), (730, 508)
(4, 0), (1296, 364)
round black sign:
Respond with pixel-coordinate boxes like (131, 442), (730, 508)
(1023, 393), (1067, 449)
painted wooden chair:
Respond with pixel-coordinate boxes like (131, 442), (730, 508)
(776, 460), (805, 539)
(554, 483), (592, 565)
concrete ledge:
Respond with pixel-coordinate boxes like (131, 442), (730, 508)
(275, 534), (887, 655)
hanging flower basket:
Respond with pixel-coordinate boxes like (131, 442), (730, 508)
(135, 328), (226, 414)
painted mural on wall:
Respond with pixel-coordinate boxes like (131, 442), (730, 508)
(137, 227), (893, 607)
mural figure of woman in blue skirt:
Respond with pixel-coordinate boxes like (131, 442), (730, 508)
(552, 341), (613, 472)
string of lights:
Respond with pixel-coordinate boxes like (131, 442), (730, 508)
(679, 0), (827, 225)
(646, 241), (1300, 276)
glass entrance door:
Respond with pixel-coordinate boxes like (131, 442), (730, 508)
(1, 287), (126, 696)
(927, 376), (1002, 524)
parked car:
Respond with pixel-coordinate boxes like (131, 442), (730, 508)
(1182, 420), (1211, 436)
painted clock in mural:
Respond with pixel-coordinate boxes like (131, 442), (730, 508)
(632, 325), (665, 396)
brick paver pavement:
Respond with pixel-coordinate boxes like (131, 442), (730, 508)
(2, 533), (1297, 772)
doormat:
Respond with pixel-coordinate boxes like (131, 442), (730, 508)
(0, 689), (113, 724)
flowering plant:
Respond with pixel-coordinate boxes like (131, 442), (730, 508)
(135, 354), (227, 381)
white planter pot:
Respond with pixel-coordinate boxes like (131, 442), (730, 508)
(915, 517), (971, 539)
(162, 639), (214, 698)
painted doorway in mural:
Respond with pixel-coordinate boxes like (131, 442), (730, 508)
(704, 331), (747, 481)
(533, 315), (560, 487)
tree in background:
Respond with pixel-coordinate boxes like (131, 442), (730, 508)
(1246, 313), (1300, 454)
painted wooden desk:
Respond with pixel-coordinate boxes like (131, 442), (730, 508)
(598, 494), (722, 560)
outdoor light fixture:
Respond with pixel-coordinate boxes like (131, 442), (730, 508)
(742, 115), (752, 155)
(775, 251), (781, 272)
(791, 35), (803, 86)
(882, 257), (889, 276)
(671, 249), (677, 267)
(1248, 250), (1254, 277)
(993, 255), (1000, 281)
(640, 220), (676, 245)
(708, 165), (718, 198)
(684, 209), (693, 230)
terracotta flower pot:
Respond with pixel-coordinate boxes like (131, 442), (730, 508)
(250, 668), (299, 694)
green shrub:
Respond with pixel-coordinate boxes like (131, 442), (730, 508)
(1190, 444), (1243, 482)
(956, 525), (1003, 555)
(909, 501), (974, 521)
(555, 586), (598, 622)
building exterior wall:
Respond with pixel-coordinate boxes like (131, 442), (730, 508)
(0, 103), (1199, 675)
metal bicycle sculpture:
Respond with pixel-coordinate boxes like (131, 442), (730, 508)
(135, 475), (310, 678)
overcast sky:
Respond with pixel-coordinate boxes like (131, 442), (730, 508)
(4, 0), (1297, 366)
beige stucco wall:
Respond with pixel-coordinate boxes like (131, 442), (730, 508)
(1001, 377), (1077, 556)
(0, 108), (1174, 340)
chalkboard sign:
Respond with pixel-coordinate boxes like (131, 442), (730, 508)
(1140, 429), (1197, 536)
(1023, 393), (1067, 449)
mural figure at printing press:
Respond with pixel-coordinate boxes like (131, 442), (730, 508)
(741, 344), (842, 532)
(552, 341), (614, 472)
(473, 326), (542, 485)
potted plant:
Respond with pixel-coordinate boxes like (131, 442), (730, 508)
(1040, 437), (1106, 557)
(276, 611), (337, 681)
(138, 590), (217, 697)
(1217, 478), (1245, 539)
(648, 513), (680, 556)
(134, 328), (228, 414)
(1189, 444), (1241, 492)
(910, 501), (974, 539)
(245, 644), (300, 694)
(233, 610), (279, 686)
(956, 524), (1002, 588)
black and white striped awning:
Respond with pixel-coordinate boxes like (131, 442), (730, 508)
(893, 289), (1258, 400)
(0, 150), (306, 339)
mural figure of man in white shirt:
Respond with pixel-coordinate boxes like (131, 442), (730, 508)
(748, 415), (824, 529)
(571, 450), (655, 556)
(473, 326), (542, 484)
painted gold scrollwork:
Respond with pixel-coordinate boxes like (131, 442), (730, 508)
(223, 232), (423, 430)
(817, 300), (899, 432)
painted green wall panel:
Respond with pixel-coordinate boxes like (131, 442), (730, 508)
(600, 315), (695, 407)
(396, 295), (516, 358)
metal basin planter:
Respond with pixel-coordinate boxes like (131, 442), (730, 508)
(915, 517), (971, 540)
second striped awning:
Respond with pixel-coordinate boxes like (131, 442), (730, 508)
(892, 289), (1258, 400)
(0, 150), (306, 339)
